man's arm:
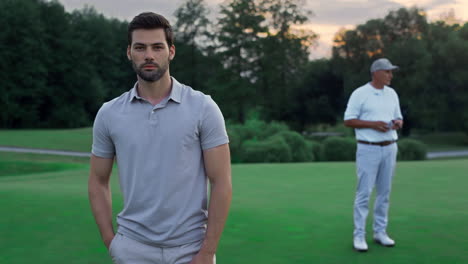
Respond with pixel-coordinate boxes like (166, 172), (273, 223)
(344, 119), (391, 132)
(88, 154), (115, 249)
(191, 143), (232, 264)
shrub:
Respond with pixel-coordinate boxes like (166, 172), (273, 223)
(397, 139), (427, 160)
(322, 137), (356, 161)
(227, 119), (289, 141)
(274, 131), (312, 162)
(241, 119), (289, 140)
(306, 140), (322, 161)
(227, 127), (242, 163)
(227, 120), (290, 163)
(241, 119), (266, 140)
(242, 135), (292, 163)
(260, 121), (289, 139)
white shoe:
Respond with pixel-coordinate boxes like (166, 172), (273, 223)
(353, 236), (368, 252)
(374, 232), (395, 247)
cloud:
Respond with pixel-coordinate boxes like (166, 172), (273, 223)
(425, 1), (468, 21)
(390, 0), (456, 9)
(306, 0), (403, 25)
(58, 0), (192, 22)
(57, 0), (467, 59)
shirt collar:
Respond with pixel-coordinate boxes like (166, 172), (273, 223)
(129, 82), (141, 102)
(367, 82), (386, 94)
(168, 77), (182, 104)
(129, 77), (182, 104)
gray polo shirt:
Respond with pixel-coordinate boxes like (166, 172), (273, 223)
(92, 77), (229, 247)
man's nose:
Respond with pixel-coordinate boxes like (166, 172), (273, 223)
(144, 48), (155, 61)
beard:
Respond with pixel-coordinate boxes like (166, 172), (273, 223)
(131, 57), (170, 82)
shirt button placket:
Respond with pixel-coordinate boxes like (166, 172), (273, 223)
(150, 108), (158, 125)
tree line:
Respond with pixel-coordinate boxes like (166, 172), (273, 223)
(1, 0), (467, 136)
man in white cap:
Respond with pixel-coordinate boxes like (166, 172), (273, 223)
(344, 58), (403, 252)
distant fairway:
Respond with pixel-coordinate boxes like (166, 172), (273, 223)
(0, 128), (92, 152)
(1, 153), (467, 264)
(1, 128), (468, 153)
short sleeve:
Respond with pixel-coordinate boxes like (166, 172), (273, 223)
(344, 91), (362, 120)
(199, 96), (229, 150)
(394, 92), (403, 120)
(91, 104), (115, 158)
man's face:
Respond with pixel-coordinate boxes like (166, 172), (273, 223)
(127, 28), (175, 82)
(373, 70), (394, 86)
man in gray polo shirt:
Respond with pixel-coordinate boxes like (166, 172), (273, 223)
(344, 58), (403, 252)
(88, 12), (231, 264)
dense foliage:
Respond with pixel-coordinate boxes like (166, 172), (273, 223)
(226, 120), (427, 162)
(397, 138), (427, 160)
(1, 0), (467, 139)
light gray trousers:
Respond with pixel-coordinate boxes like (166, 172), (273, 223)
(109, 233), (216, 264)
(353, 142), (398, 237)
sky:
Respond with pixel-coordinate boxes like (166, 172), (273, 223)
(57, 0), (468, 58)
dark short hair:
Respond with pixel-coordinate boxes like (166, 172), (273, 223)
(128, 12), (174, 47)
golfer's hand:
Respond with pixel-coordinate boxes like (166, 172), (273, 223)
(189, 251), (215, 264)
(392, 120), (403, 130)
(104, 234), (115, 250)
(373, 121), (390, 132)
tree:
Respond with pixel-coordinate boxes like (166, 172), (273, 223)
(215, 0), (268, 122)
(0, 0), (48, 128)
(256, 0), (317, 122)
(290, 59), (343, 131)
(422, 21), (468, 131)
(173, 0), (212, 89)
(44, 6), (131, 127)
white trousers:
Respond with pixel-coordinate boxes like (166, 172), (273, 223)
(109, 233), (216, 264)
(353, 143), (397, 237)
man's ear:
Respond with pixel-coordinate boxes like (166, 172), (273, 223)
(127, 45), (131, 60)
(169, 45), (176, 61)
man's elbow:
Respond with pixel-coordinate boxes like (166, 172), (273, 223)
(221, 180), (233, 202)
(344, 119), (353, 127)
(88, 175), (100, 195)
(88, 172), (109, 193)
(211, 175), (232, 195)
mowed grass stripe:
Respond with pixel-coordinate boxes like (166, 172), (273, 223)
(0, 127), (92, 152)
(1, 128), (468, 153)
(1, 160), (467, 264)
(0, 161), (84, 177)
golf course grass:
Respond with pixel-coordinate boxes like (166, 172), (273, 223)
(1, 128), (468, 153)
(0, 128), (93, 152)
(1, 152), (467, 264)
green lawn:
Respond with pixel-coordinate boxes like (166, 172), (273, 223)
(1, 153), (467, 264)
(0, 128), (92, 152)
(1, 128), (468, 153)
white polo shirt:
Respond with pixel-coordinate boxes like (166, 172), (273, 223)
(344, 83), (403, 142)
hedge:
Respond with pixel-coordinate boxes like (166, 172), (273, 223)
(242, 135), (292, 163)
(321, 137), (356, 161)
(397, 138), (427, 160)
(275, 131), (313, 162)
